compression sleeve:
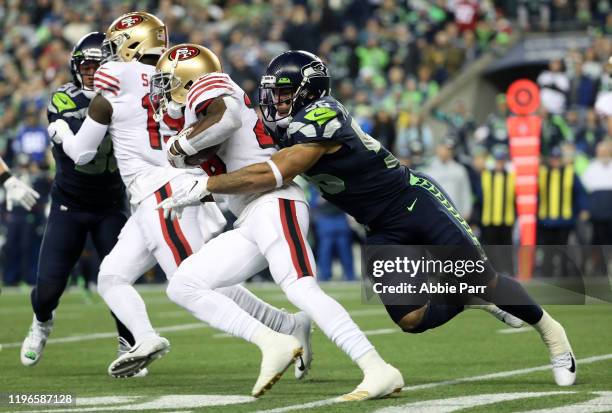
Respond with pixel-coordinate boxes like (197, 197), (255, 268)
(61, 116), (108, 165)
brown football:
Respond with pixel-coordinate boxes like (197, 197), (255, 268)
(184, 144), (221, 166)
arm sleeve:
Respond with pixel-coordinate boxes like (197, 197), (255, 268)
(61, 116), (108, 165)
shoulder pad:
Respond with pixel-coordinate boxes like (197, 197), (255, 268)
(186, 73), (234, 111)
(94, 62), (122, 98)
(48, 83), (88, 115)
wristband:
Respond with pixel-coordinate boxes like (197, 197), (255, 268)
(0, 171), (12, 185)
(266, 160), (283, 189)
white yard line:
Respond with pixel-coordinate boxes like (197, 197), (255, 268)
(213, 327), (398, 340)
(254, 353), (612, 413)
(1, 323), (208, 349)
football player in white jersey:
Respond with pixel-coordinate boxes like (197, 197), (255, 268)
(150, 44), (404, 399)
(47, 13), (313, 380)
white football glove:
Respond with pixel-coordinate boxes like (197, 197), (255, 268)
(47, 119), (72, 145)
(4, 176), (40, 211)
(155, 176), (210, 220)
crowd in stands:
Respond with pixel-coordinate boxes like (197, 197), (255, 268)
(0, 0), (610, 284)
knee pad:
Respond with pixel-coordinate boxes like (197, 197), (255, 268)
(282, 276), (320, 312)
(166, 272), (212, 305)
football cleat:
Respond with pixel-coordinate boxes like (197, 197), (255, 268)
(291, 311), (313, 380)
(108, 335), (169, 378)
(552, 351), (576, 386)
(252, 334), (303, 397)
(20, 314), (54, 366)
(467, 304), (524, 328)
(117, 337), (148, 378)
(339, 363), (404, 402)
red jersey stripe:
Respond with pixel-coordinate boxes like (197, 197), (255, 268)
(96, 70), (120, 84)
(188, 83), (233, 109)
(94, 84), (118, 96)
(93, 76), (119, 90)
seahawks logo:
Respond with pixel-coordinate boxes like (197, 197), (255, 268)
(115, 15), (144, 30)
(301, 61), (328, 79)
(169, 46), (200, 61)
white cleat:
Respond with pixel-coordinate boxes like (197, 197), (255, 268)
(552, 352), (576, 386)
(291, 312), (313, 380)
(108, 335), (169, 378)
(20, 314), (54, 366)
(468, 304), (524, 328)
(339, 363), (404, 401)
(252, 334), (303, 397)
(117, 337), (148, 378)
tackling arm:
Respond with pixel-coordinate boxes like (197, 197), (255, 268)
(51, 94), (112, 165)
(206, 142), (336, 194)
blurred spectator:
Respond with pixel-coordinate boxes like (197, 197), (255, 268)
(538, 58), (570, 115)
(453, 0), (481, 33)
(569, 61), (598, 109)
(309, 189), (355, 282)
(478, 146), (515, 275)
(425, 140), (473, 220)
(539, 106), (573, 156)
(517, 0), (551, 31)
(395, 112), (433, 163)
(477, 94), (510, 151)
(433, 100), (475, 163)
(582, 141), (612, 247)
(575, 109), (606, 157)
(537, 147), (589, 277)
(12, 109), (49, 165)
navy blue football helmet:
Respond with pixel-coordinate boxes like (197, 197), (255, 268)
(70, 32), (105, 90)
(259, 50), (331, 123)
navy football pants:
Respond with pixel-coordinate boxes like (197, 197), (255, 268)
(31, 200), (134, 344)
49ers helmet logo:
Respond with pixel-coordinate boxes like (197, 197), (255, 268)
(169, 46), (200, 61)
(115, 15), (144, 30)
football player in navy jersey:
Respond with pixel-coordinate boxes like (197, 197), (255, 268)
(20, 32), (136, 370)
(159, 50), (577, 387)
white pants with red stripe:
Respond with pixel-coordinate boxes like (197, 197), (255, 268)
(167, 198), (375, 361)
(98, 175), (299, 343)
(97, 174), (226, 340)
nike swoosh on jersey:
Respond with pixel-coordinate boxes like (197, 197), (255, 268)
(406, 198), (418, 212)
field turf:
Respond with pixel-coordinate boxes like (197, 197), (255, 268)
(0, 283), (611, 412)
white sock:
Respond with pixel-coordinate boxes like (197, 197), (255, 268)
(533, 310), (572, 357)
(101, 284), (156, 342)
(284, 277), (374, 361)
(217, 285), (296, 334)
(166, 275), (266, 342)
(356, 349), (388, 374)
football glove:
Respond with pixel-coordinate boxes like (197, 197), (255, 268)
(155, 176), (210, 220)
(47, 119), (72, 145)
(4, 176), (40, 211)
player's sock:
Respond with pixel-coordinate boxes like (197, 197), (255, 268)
(407, 303), (464, 333)
(284, 277), (373, 361)
(492, 275), (544, 325)
(166, 276), (265, 342)
(111, 311), (135, 347)
(356, 348), (388, 373)
(218, 285), (296, 334)
(99, 283), (157, 341)
(532, 310), (572, 357)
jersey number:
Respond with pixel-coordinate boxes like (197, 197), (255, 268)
(74, 136), (118, 175)
(141, 95), (162, 150)
(351, 119), (399, 169)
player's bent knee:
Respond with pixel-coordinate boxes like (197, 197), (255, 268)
(397, 305), (427, 333)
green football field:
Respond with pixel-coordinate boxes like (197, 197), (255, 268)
(1, 283), (611, 413)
